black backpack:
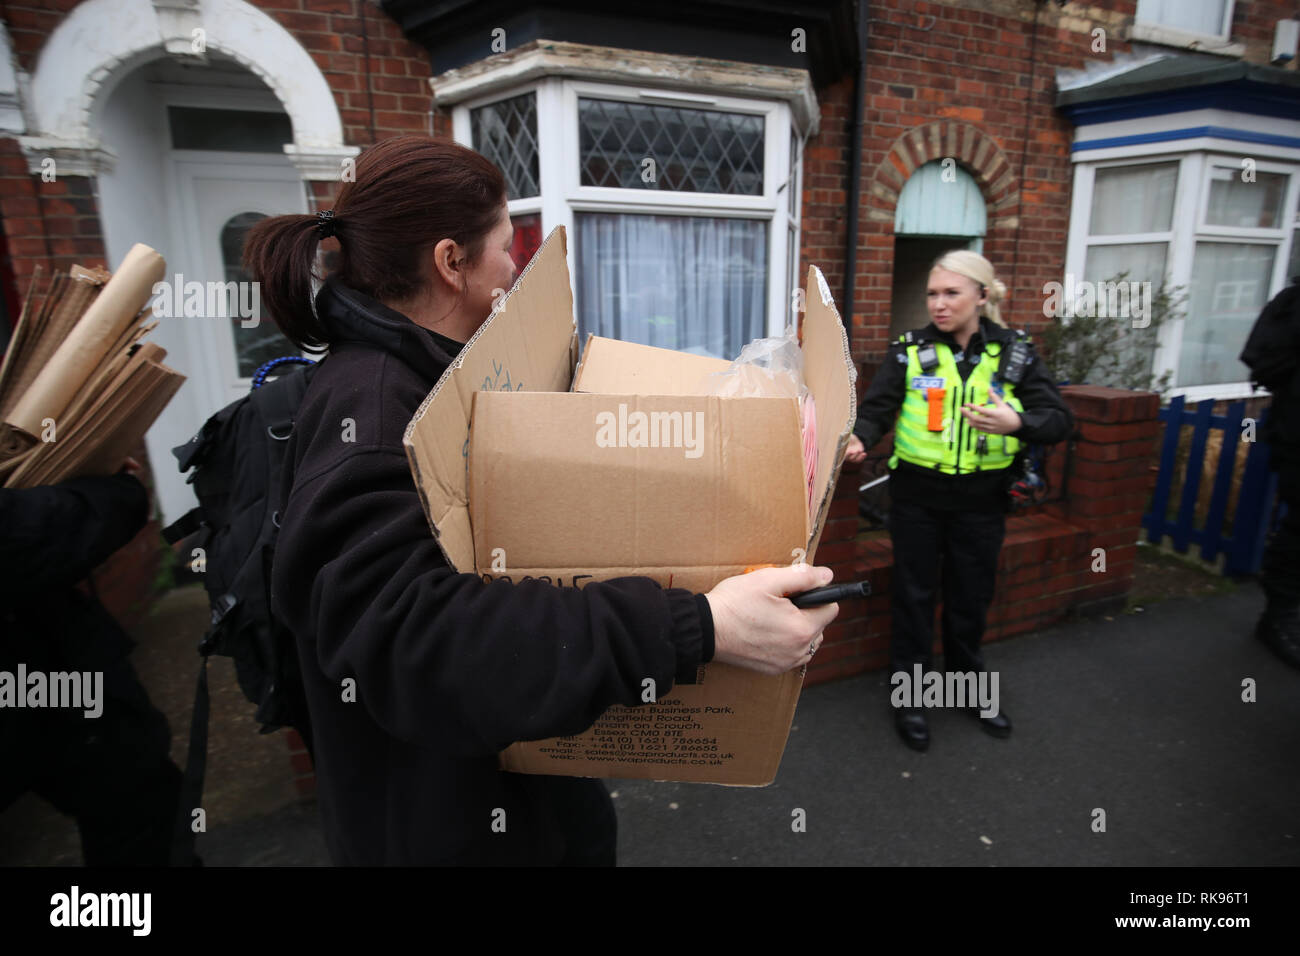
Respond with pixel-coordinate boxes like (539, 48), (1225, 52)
(161, 355), (319, 862)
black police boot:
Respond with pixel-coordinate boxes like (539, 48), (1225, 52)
(966, 706), (1012, 738)
(894, 707), (929, 752)
(1255, 605), (1300, 670)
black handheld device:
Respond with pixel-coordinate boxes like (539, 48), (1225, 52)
(788, 580), (871, 608)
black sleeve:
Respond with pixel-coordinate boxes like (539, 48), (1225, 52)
(852, 343), (907, 449)
(271, 446), (716, 758)
(695, 593), (715, 663)
(0, 473), (149, 600)
(1010, 352), (1075, 445)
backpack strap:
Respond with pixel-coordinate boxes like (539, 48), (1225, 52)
(171, 656), (209, 866)
(252, 355), (316, 391)
(168, 357), (318, 865)
(260, 374), (304, 444)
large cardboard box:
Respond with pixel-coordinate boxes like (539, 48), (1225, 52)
(403, 226), (855, 785)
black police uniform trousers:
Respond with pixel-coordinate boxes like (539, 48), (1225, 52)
(1, 654), (183, 866)
(1260, 458), (1300, 617)
(889, 498), (1006, 679)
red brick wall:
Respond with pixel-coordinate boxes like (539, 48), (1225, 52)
(0, 140), (109, 305)
(257, 0), (435, 145)
(799, 75), (853, 323)
(1, 0), (442, 298)
(796, 0), (1298, 384)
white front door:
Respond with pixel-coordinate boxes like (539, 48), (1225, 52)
(169, 156), (308, 412)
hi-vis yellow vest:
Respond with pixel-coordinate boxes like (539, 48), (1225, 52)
(890, 335), (1026, 475)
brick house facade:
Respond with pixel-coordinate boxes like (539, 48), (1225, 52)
(1, 1), (1297, 771)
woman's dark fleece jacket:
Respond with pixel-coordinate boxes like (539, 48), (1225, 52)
(270, 277), (714, 865)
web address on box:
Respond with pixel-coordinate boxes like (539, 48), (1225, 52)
(1114, 915), (1250, 929)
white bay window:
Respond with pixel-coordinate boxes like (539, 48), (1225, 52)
(454, 78), (802, 360)
(1066, 151), (1300, 400)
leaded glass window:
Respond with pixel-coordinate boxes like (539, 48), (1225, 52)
(471, 93), (540, 200)
(578, 98), (763, 195)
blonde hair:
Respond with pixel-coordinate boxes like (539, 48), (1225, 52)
(931, 249), (1008, 327)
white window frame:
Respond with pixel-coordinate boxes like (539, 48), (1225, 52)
(786, 127), (805, 330)
(1066, 149), (1300, 401)
(453, 77), (801, 343)
(1131, 0), (1243, 55)
(1197, 155), (1294, 238)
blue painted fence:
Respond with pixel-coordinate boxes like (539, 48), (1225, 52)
(1143, 396), (1278, 575)
(1149, 395), (1279, 574)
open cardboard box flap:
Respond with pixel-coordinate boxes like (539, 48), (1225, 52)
(404, 226), (578, 571)
(404, 226), (857, 784)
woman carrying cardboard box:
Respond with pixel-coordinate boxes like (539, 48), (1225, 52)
(844, 251), (1073, 752)
(245, 135), (838, 865)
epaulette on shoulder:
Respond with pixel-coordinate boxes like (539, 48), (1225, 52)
(897, 329), (932, 346)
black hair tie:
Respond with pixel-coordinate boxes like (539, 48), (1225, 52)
(316, 209), (338, 240)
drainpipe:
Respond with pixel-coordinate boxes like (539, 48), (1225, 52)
(842, 0), (868, 337)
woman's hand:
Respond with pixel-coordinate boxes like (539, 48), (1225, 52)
(961, 389), (1022, 436)
(706, 564), (840, 675)
(844, 434), (866, 465)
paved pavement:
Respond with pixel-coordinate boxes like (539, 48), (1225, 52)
(210, 585), (1300, 866)
(6, 584), (1297, 867)
(612, 586), (1300, 866)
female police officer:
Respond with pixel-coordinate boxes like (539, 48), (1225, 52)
(844, 250), (1072, 751)
(248, 136), (838, 864)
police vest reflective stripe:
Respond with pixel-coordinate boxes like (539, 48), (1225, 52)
(890, 338), (1026, 474)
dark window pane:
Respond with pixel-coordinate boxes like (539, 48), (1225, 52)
(169, 107), (293, 153)
(220, 212), (298, 377)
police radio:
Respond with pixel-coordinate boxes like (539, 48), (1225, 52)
(996, 332), (1047, 509)
(916, 343), (939, 372)
(998, 334), (1032, 385)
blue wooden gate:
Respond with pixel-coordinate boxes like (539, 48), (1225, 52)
(1143, 396), (1279, 575)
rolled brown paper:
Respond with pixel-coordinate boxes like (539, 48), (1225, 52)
(0, 421), (36, 459)
(0, 422), (36, 485)
(6, 243), (165, 436)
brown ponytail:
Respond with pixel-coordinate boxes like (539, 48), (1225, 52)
(243, 136), (508, 350)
